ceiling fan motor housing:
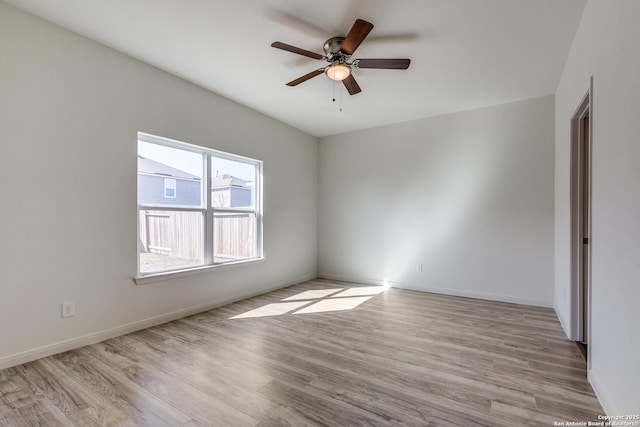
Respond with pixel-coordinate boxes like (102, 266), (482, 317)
(323, 37), (348, 61)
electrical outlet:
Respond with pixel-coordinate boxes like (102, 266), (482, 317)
(61, 302), (75, 318)
(416, 264), (423, 273)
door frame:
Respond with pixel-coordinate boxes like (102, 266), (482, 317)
(569, 76), (593, 356)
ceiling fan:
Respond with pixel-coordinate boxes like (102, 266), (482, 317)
(271, 19), (411, 95)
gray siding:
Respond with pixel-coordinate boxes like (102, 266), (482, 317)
(138, 174), (201, 207)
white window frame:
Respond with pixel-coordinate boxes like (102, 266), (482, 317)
(163, 178), (177, 198)
(136, 132), (263, 282)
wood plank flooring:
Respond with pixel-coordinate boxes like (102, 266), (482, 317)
(0, 279), (603, 426)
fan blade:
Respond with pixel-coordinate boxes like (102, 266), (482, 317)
(286, 69), (324, 86)
(342, 74), (362, 95)
(271, 42), (324, 60)
(340, 19), (374, 56)
(355, 58), (411, 69)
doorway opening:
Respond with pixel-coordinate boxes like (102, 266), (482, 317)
(570, 78), (592, 364)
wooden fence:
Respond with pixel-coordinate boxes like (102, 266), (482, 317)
(139, 210), (254, 263)
(213, 213), (255, 262)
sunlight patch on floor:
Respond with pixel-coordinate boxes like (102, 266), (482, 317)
(293, 296), (373, 314)
(229, 287), (385, 319)
(229, 301), (310, 319)
(330, 286), (386, 297)
(281, 288), (343, 301)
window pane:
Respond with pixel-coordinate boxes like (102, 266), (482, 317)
(210, 157), (256, 208)
(164, 178), (176, 198)
(213, 212), (256, 263)
(138, 141), (203, 208)
(139, 210), (203, 273)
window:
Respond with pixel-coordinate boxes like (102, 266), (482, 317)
(137, 133), (262, 276)
(163, 178), (176, 198)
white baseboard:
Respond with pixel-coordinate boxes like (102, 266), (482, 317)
(318, 273), (552, 308)
(589, 369), (617, 416)
(554, 302), (572, 339)
(0, 274), (315, 371)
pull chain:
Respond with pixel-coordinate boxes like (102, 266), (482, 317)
(331, 80), (343, 113)
(332, 79), (336, 103)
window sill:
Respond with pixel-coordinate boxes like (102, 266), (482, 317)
(134, 258), (265, 285)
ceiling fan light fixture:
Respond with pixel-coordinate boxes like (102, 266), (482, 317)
(325, 63), (351, 81)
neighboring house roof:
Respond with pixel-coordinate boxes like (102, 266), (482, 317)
(211, 174), (249, 189)
(138, 155), (200, 180)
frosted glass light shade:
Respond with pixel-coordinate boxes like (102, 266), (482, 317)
(326, 63), (351, 81)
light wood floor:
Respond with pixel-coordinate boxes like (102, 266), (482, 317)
(0, 279), (603, 426)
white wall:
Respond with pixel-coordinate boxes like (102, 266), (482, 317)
(0, 2), (317, 368)
(319, 96), (555, 307)
(554, 0), (640, 414)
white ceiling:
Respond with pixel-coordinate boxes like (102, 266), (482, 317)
(6, 0), (586, 137)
